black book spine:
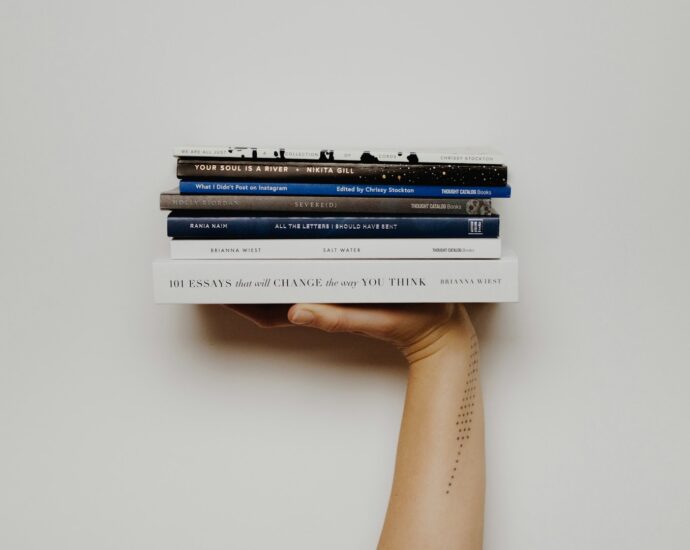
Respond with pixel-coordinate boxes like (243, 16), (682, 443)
(176, 159), (507, 186)
(159, 192), (494, 216)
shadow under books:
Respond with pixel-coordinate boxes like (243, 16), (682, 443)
(192, 303), (499, 374)
(194, 304), (404, 373)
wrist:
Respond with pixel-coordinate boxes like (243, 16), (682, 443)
(402, 317), (474, 367)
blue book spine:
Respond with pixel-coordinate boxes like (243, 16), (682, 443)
(167, 214), (500, 239)
(178, 180), (511, 199)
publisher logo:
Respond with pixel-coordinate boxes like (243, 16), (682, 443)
(468, 219), (484, 235)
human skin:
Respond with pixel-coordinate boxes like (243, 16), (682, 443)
(226, 303), (484, 550)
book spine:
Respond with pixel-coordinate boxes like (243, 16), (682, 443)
(177, 159), (507, 185)
(167, 215), (499, 239)
(173, 146), (504, 165)
(178, 181), (512, 199)
(160, 193), (494, 215)
(153, 254), (519, 304)
(170, 238), (501, 260)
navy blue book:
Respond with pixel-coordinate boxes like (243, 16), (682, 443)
(167, 212), (500, 239)
(179, 180), (511, 199)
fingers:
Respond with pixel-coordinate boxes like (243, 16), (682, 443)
(286, 303), (451, 343)
(224, 304), (293, 328)
(287, 304), (384, 337)
(288, 303), (389, 338)
(224, 303), (465, 348)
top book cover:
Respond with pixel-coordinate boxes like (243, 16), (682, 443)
(174, 146), (504, 165)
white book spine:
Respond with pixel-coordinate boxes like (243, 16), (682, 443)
(153, 254), (518, 304)
(173, 146), (504, 165)
(170, 238), (501, 260)
(331, 148), (504, 165)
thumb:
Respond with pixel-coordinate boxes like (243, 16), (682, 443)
(287, 303), (400, 340)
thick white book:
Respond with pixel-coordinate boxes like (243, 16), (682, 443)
(173, 145), (504, 165)
(170, 238), (501, 260)
(152, 253), (518, 304)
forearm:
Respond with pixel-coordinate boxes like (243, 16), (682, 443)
(378, 322), (484, 550)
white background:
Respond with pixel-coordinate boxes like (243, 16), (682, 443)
(1, 1), (689, 548)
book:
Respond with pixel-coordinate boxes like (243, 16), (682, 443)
(167, 213), (500, 239)
(152, 253), (518, 304)
(177, 159), (507, 185)
(178, 181), (512, 199)
(170, 238), (502, 260)
(174, 145), (504, 165)
(160, 188), (494, 215)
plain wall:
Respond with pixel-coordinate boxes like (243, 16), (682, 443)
(1, 1), (689, 548)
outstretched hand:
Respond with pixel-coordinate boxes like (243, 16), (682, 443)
(225, 303), (475, 362)
(226, 302), (483, 548)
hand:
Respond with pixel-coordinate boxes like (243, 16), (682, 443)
(225, 303), (475, 363)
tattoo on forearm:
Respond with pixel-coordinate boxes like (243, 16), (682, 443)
(446, 335), (479, 494)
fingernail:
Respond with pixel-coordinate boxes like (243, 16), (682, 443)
(290, 309), (314, 325)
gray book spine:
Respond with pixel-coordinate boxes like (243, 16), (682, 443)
(160, 191), (493, 216)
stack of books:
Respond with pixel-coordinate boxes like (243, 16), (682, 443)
(153, 146), (518, 303)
